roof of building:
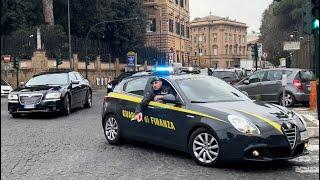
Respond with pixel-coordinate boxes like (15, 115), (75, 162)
(191, 15), (247, 27)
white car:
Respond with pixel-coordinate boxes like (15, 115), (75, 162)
(1, 79), (13, 96)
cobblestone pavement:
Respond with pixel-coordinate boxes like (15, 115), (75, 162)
(1, 92), (319, 180)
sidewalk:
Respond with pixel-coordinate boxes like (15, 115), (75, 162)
(291, 107), (319, 138)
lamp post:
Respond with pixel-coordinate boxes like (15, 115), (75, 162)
(67, 0), (72, 70)
(85, 17), (139, 79)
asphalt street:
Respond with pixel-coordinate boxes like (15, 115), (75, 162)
(1, 92), (319, 180)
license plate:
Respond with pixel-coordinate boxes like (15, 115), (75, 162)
(300, 131), (309, 141)
(24, 104), (35, 109)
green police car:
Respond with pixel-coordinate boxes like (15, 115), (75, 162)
(101, 68), (309, 167)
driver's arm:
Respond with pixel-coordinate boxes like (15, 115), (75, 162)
(135, 90), (153, 113)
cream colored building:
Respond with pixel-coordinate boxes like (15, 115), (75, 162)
(190, 15), (247, 68)
(144, 0), (191, 65)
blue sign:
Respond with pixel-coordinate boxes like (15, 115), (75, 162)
(127, 56), (135, 67)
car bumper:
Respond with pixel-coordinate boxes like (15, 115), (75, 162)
(8, 99), (64, 114)
(216, 128), (309, 162)
(294, 93), (310, 102)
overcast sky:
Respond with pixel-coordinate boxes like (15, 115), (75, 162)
(189, 0), (273, 33)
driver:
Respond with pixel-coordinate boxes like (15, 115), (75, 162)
(133, 76), (176, 122)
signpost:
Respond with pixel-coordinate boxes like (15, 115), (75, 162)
(127, 51), (137, 71)
(283, 41), (301, 51)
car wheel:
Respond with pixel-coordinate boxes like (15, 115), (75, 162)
(279, 92), (296, 107)
(11, 113), (21, 118)
(103, 114), (122, 145)
(62, 95), (71, 115)
(84, 90), (92, 108)
(188, 128), (220, 167)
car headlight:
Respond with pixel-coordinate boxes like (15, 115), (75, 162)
(228, 115), (260, 135)
(45, 92), (61, 99)
(8, 93), (18, 100)
(291, 110), (306, 127)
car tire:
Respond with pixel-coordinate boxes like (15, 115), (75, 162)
(279, 92), (296, 107)
(84, 90), (92, 108)
(103, 114), (122, 145)
(11, 113), (21, 118)
(62, 95), (71, 116)
(188, 127), (221, 167)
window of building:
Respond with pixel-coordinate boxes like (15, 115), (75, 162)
(195, 52), (197, 56)
(176, 22), (180, 35)
(194, 37), (196, 43)
(225, 45), (228, 55)
(213, 33), (217, 43)
(238, 35), (241, 44)
(242, 36), (245, 44)
(243, 47), (246, 55)
(180, 0), (184, 7)
(181, 24), (185, 36)
(169, 19), (174, 33)
(146, 19), (156, 32)
(229, 45), (232, 55)
(175, 0), (178, 5)
(234, 34), (237, 43)
(229, 34), (232, 42)
(239, 46), (242, 55)
(234, 45), (237, 55)
(213, 45), (218, 56)
(186, 27), (190, 38)
(225, 33), (228, 42)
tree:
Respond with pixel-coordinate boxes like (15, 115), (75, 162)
(259, 0), (305, 66)
(42, 0), (54, 25)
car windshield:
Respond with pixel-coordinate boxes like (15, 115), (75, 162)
(177, 77), (250, 103)
(212, 71), (238, 81)
(26, 73), (69, 86)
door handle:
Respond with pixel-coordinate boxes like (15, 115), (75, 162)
(186, 115), (195, 118)
(148, 106), (155, 109)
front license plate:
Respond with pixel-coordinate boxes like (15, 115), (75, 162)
(300, 131), (309, 141)
(24, 104), (35, 109)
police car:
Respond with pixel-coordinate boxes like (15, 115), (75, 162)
(101, 67), (309, 167)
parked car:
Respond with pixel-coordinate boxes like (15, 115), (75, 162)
(1, 79), (13, 96)
(107, 71), (138, 93)
(210, 69), (240, 85)
(236, 68), (314, 107)
(8, 70), (92, 118)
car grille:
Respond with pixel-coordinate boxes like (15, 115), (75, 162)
(283, 125), (297, 149)
(19, 94), (43, 105)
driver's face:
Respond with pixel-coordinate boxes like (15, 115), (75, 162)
(152, 80), (162, 91)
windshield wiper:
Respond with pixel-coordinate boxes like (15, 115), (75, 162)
(231, 92), (240, 97)
(191, 101), (208, 103)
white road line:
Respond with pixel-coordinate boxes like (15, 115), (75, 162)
(295, 166), (319, 174)
(291, 155), (319, 163)
(307, 145), (319, 151)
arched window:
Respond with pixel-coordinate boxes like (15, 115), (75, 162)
(229, 45), (232, 55)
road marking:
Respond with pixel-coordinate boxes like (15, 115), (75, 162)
(307, 145), (319, 151)
(295, 166), (319, 174)
(291, 155), (319, 163)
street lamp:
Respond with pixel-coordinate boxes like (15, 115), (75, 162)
(85, 17), (139, 79)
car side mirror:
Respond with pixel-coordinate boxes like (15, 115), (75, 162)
(242, 91), (249, 97)
(19, 82), (25, 88)
(71, 80), (80, 85)
(243, 80), (250, 85)
(107, 83), (113, 93)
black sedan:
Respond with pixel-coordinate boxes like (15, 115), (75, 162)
(8, 70), (92, 118)
(101, 74), (309, 167)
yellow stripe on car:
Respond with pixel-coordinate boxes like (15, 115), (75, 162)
(107, 92), (226, 123)
(237, 110), (283, 134)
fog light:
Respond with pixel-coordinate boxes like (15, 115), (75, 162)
(252, 150), (260, 157)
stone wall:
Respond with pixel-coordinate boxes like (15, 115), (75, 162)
(2, 51), (151, 89)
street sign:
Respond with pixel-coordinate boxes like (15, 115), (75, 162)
(127, 51), (137, 67)
(284, 41), (301, 51)
(169, 52), (174, 65)
(257, 43), (263, 58)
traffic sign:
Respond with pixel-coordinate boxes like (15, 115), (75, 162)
(284, 41), (301, 51)
(257, 43), (263, 58)
(127, 51), (137, 67)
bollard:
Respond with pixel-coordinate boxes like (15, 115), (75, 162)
(310, 81), (317, 111)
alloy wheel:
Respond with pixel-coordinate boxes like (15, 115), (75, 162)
(105, 117), (118, 141)
(192, 133), (219, 164)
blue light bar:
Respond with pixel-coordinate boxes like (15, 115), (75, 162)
(151, 66), (174, 73)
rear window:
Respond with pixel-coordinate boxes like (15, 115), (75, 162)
(212, 71), (238, 81)
(300, 71), (315, 82)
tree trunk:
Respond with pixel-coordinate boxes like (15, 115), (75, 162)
(42, 0), (54, 26)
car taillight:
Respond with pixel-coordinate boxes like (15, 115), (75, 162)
(293, 79), (302, 91)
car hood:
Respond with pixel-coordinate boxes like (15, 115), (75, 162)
(188, 100), (305, 132)
(15, 85), (64, 94)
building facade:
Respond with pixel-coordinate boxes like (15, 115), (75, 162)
(190, 15), (247, 68)
(144, 0), (191, 65)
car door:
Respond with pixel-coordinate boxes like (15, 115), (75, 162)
(69, 72), (82, 107)
(74, 72), (87, 104)
(120, 77), (150, 139)
(236, 71), (266, 99)
(260, 70), (283, 102)
(140, 79), (186, 149)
